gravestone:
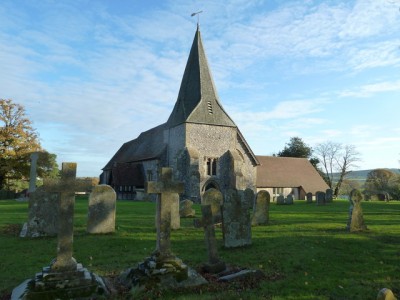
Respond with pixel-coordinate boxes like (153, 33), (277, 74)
(306, 192), (313, 203)
(349, 188), (367, 232)
(326, 189), (333, 203)
(202, 188), (223, 223)
(20, 188), (59, 237)
(251, 190), (270, 226)
(12, 163), (109, 299)
(179, 199), (196, 218)
(316, 191), (326, 205)
(198, 205), (226, 273)
(285, 194), (294, 205)
(28, 152), (39, 195)
(87, 184), (116, 234)
(243, 188), (255, 210)
(222, 189), (252, 248)
(276, 194), (285, 205)
(120, 168), (207, 291)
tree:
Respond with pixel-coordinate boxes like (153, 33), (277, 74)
(364, 169), (397, 200)
(0, 99), (58, 190)
(277, 137), (320, 168)
(314, 141), (360, 197)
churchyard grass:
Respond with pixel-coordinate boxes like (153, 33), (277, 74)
(0, 197), (399, 299)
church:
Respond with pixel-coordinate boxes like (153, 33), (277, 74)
(100, 26), (259, 201)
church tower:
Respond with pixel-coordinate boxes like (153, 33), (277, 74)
(101, 26), (258, 201)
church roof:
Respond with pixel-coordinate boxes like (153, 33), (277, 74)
(167, 26), (236, 128)
(102, 124), (167, 170)
(256, 156), (329, 194)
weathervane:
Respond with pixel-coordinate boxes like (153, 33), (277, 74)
(191, 10), (203, 26)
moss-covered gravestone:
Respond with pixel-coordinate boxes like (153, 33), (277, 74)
(202, 188), (223, 223)
(12, 163), (109, 300)
(222, 189), (252, 248)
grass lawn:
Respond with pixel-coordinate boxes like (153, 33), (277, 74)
(0, 197), (399, 299)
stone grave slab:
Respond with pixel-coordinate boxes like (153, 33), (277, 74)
(87, 184), (116, 234)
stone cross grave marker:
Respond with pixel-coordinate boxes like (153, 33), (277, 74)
(195, 205), (226, 273)
(349, 188), (367, 232)
(146, 168), (184, 259)
(42, 162), (85, 272)
(28, 152), (39, 194)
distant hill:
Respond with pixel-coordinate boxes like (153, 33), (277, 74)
(334, 168), (400, 183)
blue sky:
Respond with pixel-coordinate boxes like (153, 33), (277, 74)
(1, 0), (399, 177)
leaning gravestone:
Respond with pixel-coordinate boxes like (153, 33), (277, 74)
(276, 194), (285, 205)
(120, 168), (207, 291)
(12, 163), (109, 300)
(326, 189), (333, 203)
(202, 188), (223, 223)
(251, 190), (270, 226)
(306, 192), (313, 203)
(222, 189), (252, 248)
(285, 194), (294, 205)
(87, 184), (116, 234)
(179, 199), (196, 218)
(316, 191), (326, 205)
(349, 188), (367, 232)
(197, 205), (226, 273)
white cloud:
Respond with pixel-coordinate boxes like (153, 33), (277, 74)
(339, 80), (400, 98)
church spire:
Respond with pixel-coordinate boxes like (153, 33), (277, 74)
(167, 26), (236, 128)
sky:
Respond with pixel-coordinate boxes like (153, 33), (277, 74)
(1, 0), (400, 177)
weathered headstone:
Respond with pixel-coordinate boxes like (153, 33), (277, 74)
(120, 168), (207, 290)
(202, 188), (223, 223)
(12, 163), (109, 299)
(326, 189), (333, 203)
(285, 194), (294, 205)
(349, 188), (367, 232)
(276, 194), (285, 205)
(20, 189), (59, 237)
(306, 192), (313, 203)
(199, 205), (226, 273)
(179, 199), (196, 218)
(87, 184), (116, 234)
(316, 191), (326, 206)
(222, 189), (252, 248)
(251, 190), (270, 226)
(28, 152), (39, 195)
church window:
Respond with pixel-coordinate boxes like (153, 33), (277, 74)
(207, 101), (213, 114)
(147, 170), (153, 181)
(206, 158), (217, 176)
(212, 159), (217, 175)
